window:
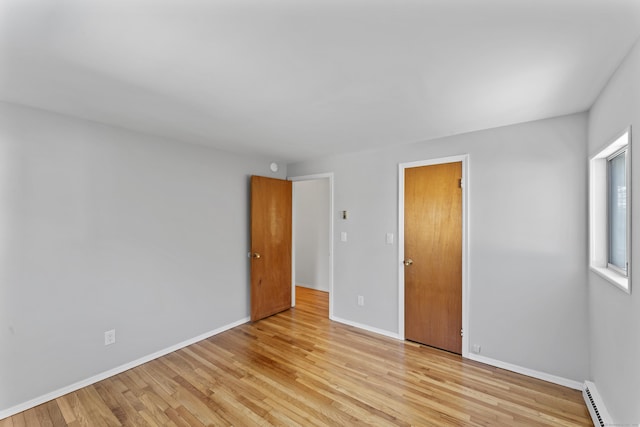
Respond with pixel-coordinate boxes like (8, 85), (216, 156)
(589, 127), (631, 293)
(607, 148), (627, 274)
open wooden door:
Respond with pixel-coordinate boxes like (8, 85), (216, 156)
(250, 175), (292, 322)
(404, 162), (462, 354)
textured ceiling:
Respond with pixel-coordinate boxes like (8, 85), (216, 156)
(1, 0), (640, 162)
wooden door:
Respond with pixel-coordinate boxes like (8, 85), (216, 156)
(251, 175), (292, 321)
(404, 162), (462, 354)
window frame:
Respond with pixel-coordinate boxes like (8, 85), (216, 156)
(606, 146), (629, 276)
(589, 126), (632, 294)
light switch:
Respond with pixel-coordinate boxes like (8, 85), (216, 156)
(340, 231), (347, 242)
(386, 233), (394, 244)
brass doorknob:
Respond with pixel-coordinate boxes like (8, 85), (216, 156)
(252, 253), (261, 259)
(403, 259), (413, 266)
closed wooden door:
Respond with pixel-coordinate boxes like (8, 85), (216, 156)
(251, 175), (292, 322)
(404, 162), (462, 354)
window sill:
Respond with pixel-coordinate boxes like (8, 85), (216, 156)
(590, 266), (630, 294)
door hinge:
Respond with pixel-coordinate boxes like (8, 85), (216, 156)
(458, 178), (463, 188)
(460, 328), (464, 337)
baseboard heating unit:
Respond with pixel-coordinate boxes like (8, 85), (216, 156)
(583, 381), (614, 426)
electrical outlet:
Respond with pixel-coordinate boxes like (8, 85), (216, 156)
(357, 295), (364, 306)
(472, 344), (481, 354)
(104, 329), (116, 346)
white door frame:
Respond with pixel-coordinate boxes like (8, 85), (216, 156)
(398, 155), (470, 357)
(288, 173), (334, 318)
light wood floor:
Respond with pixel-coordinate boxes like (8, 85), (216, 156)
(1, 286), (591, 426)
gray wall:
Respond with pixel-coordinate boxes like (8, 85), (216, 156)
(0, 102), (285, 412)
(0, 90), (603, 414)
(588, 39), (640, 424)
(294, 179), (330, 292)
(288, 113), (590, 383)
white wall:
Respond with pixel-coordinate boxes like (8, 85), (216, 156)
(0, 102), (286, 413)
(294, 180), (330, 292)
(288, 113), (590, 383)
(588, 38), (640, 424)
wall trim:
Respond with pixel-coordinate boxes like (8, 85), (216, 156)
(0, 317), (250, 421)
(466, 353), (583, 390)
(330, 315), (401, 340)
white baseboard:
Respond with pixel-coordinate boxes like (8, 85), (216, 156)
(330, 317), (581, 391)
(295, 282), (312, 289)
(0, 317), (250, 421)
(296, 283), (329, 292)
(465, 353), (582, 390)
(1, 315), (585, 421)
(330, 315), (401, 340)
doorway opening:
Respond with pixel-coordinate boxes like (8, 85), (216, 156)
(398, 156), (469, 356)
(290, 173), (334, 318)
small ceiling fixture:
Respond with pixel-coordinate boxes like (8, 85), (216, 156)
(270, 162), (279, 172)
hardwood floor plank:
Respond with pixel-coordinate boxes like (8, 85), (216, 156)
(42, 400), (68, 427)
(9, 414), (26, 427)
(21, 409), (42, 427)
(171, 378), (229, 426)
(56, 394), (90, 427)
(2, 286), (591, 426)
(174, 405), (206, 427)
(54, 395), (79, 426)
